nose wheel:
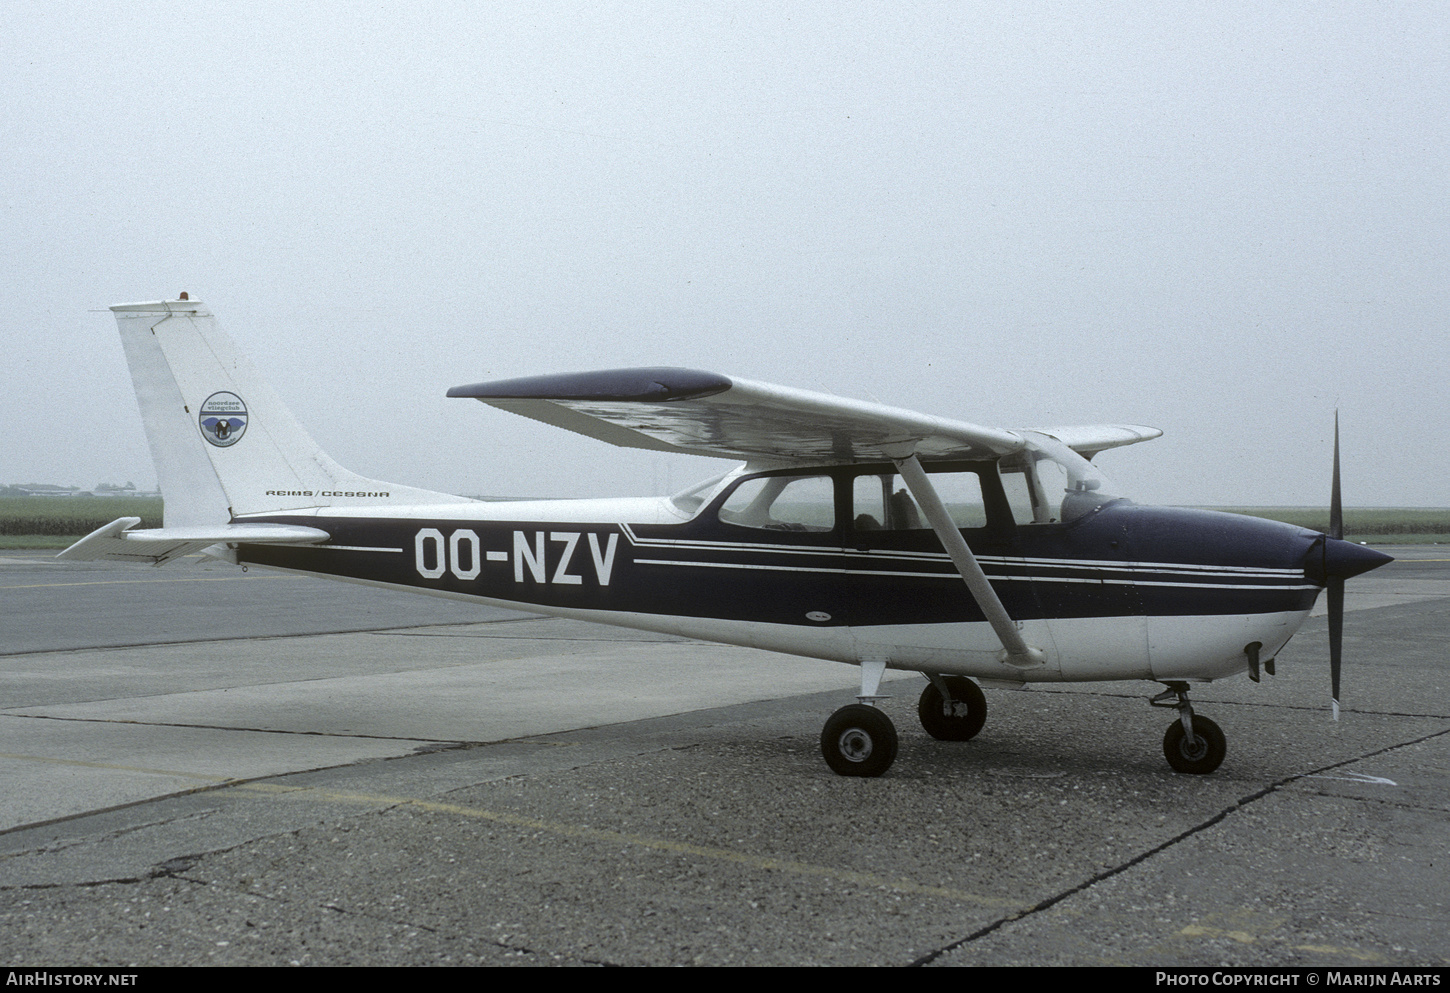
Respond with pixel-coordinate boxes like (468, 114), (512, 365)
(1163, 714), (1226, 774)
(1152, 682), (1227, 774)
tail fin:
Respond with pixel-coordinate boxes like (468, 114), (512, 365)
(113, 298), (460, 525)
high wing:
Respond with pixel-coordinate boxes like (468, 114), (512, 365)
(447, 367), (1160, 464)
(1023, 423), (1164, 460)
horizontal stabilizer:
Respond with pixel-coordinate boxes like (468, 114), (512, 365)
(57, 517), (330, 566)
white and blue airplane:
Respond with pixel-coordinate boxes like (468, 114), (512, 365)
(62, 296), (1392, 777)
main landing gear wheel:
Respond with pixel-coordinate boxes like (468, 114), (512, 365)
(917, 676), (987, 741)
(1162, 715), (1226, 775)
(821, 704), (898, 777)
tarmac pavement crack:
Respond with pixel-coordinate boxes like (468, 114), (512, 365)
(150, 854), (202, 878)
(6, 711), (467, 744)
(2, 868), (211, 891)
(1296, 723), (1450, 777)
(0, 614), (556, 658)
(0, 807), (220, 862)
(909, 722), (1450, 967)
(0, 748), (475, 841)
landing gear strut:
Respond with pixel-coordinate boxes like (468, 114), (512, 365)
(1151, 682), (1226, 774)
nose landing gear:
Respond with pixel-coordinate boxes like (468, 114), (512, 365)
(1152, 682), (1226, 774)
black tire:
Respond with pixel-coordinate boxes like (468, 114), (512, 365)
(1162, 715), (1226, 774)
(917, 676), (987, 741)
(821, 704), (898, 777)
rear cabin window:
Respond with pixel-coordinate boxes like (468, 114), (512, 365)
(851, 470), (988, 531)
(718, 474), (835, 532)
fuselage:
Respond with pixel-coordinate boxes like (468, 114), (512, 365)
(235, 461), (1334, 687)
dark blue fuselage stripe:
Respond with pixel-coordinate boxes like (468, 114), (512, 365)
(235, 501), (1323, 627)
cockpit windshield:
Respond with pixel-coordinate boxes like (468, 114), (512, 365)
(1000, 432), (1127, 524)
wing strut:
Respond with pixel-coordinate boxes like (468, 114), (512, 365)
(893, 455), (1046, 669)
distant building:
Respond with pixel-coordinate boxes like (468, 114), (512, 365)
(93, 482), (154, 497)
(2, 482), (159, 498)
(9, 484), (82, 497)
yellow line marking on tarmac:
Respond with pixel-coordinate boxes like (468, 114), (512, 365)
(233, 781), (1023, 910)
(1, 575), (299, 590)
(0, 756), (1017, 907)
(1148, 912), (1384, 965)
(1177, 924), (1261, 944)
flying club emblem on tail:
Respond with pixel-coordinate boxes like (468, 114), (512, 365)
(198, 391), (248, 447)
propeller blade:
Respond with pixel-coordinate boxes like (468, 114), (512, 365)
(1328, 576), (1343, 721)
(1330, 409), (1342, 718)
(1330, 410), (1343, 541)
(1317, 412), (1395, 720)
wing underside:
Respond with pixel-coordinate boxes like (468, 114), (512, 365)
(449, 368), (1159, 465)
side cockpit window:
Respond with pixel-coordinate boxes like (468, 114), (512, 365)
(999, 433), (1126, 525)
(1000, 457), (1071, 525)
(851, 469), (988, 531)
(718, 474), (836, 532)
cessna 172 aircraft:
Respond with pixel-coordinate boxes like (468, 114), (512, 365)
(62, 297), (1392, 777)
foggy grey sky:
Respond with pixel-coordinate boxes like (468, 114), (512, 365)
(4, 2), (1446, 506)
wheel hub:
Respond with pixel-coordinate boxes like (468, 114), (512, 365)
(1178, 735), (1208, 761)
(837, 728), (873, 762)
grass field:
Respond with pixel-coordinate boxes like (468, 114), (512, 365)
(1199, 507), (1450, 544)
(1, 498), (1445, 549)
(0, 497), (163, 548)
